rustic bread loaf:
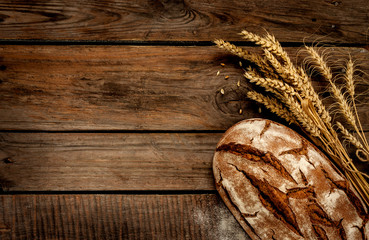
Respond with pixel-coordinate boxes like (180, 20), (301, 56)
(213, 118), (368, 240)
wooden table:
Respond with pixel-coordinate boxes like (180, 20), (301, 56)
(0, 1), (368, 239)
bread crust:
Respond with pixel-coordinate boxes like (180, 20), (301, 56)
(213, 118), (368, 240)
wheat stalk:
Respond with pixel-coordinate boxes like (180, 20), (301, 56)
(244, 71), (298, 96)
(215, 30), (369, 208)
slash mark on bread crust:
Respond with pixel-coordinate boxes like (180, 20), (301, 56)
(279, 139), (310, 160)
(353, 225), (366, 240)
(320, 167), (368, 222)
(312, 224), (329, 240)
(228, 163), (303, 237)
(307, 198), (349, 239)
(271, 229), (277, 240)
(242, 211), (259, 218)
(259, 121), (271, 138)
(217, 171), (261, 239)
(217, 142), (297, 184)
(336, 219), (347, 240)
(286, 186), (315, 199)
(299, 169), (309, 185)
(285, 188), (350, 240)
(307, 198), (336, 227)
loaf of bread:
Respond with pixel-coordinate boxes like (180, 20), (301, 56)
(213, 118), (368, 240)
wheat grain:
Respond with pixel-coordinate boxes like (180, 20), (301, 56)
(264, 46), (331, 126)
(254, 55), (280, 79)
(214, 39), (248, 58)
(214, 38), (278, 80)
(265, 32), (291, 65)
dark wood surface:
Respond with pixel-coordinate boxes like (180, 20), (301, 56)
(0, 0), (368, 43)
(1, 131), (369, 193)
(0, 45), (368, 131)
(0, 133), (220, 191)
(0, 1), (368, 239)
(0, 194), (250, 240)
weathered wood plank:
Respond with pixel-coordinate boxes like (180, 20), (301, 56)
(0, 0), (368, 43)
(0, 133), (220, 191)
(1, 45), (368, 131)
(0, 194), (250, 240)
(1, 132), (368, 192)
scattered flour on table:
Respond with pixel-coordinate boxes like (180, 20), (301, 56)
(193, 204), (251, 240)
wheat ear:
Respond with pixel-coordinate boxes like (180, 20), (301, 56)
(345, 59), (355, 99)
(336, 122), (364, 149)
(244, 71), (298, 97)
(336, 122), (368, 162)
(214, 39), (278, 79)
(331, 84), (357, 127)
(214, 39), (262, 64)
(240, 30), (290, 65)
(344, 59), (369, 152)
(247, 91), (296, 124)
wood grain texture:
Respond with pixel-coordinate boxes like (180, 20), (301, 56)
(0, 194), (251, 240)
(0, 0), (368, 43)
(1, 131), (368, 192)
(1, 45), (368, 131)
(0, 132), (221, 191)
